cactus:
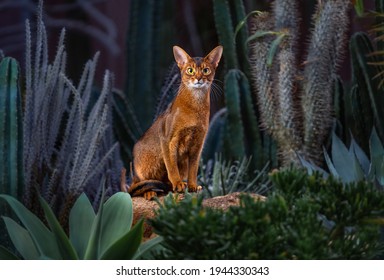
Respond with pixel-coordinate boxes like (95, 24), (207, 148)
(203, 108), (227, 161)
(0, 57), (23, 249)
(211, 0), (272, 171)
(112, 89), (142, 163)
(125, 0), (157, 130)
(213, 0), (239, 70)
(124, 0), (177, 127)
(248, 0), (351, 165)
(223, 70), (246, 158)
(349, 32), (384, 142)
(116, 0), (177, 165)
(0, 57), (23, 200)
(334, 0), (384, 152)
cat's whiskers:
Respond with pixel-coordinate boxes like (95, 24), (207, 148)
(210, 80), (223, 103)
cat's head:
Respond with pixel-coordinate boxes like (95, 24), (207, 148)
(173, 45), (223, 90)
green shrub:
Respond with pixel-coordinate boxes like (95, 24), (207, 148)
(150, 169), (384, 259)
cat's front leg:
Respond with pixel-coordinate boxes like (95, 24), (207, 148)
(159, 126), (186, 193)
(187, 139), (204, 192)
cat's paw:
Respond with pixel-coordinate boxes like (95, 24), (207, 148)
(173, 181), (187, 193)
(188, 184), (202, 193)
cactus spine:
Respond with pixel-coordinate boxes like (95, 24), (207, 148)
(249, 0), (351, 165)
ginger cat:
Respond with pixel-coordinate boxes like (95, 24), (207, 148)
(123, 45), (223, 199)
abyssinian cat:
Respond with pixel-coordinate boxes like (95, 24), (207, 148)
(122, 45), (223, 199)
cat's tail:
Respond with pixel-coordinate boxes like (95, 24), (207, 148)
(128, 180), (171, 200)
(120, 168), (171, 200)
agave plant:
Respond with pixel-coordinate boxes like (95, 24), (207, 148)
(199, 155), (271, 198)
(301, 129), (384, 187)
(0, 189), (162, 260)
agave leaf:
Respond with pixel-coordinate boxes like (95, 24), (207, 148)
(83, 180), (106, 260)
(133, 236), (164, 260)
(2, 217), (39, 259)
(368, 128), (384, 181)
(0, 194), (61, 259)
(351, 152), (366, 182)
(350, 137), (370, 176)
(69, 193), (95, 259)
(330, 133), (359, 183)
(39, 196), (78, 259)
(323, 147), (339, 178)
(100, 219), (143, 260)
(0, 245), (19, 260)
(298, 154), (328, 177)
(98, 192), (133, 257)
(379, 160), (384, 186)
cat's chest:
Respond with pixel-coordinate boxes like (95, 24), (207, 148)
(176, 126), (206, 155)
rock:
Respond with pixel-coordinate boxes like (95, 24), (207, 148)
(132, 192), (266, 240)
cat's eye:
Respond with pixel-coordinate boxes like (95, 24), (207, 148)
(186, 67), (195, 75)
(202, 67), (211, 75)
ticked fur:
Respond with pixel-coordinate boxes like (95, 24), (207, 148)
(124, 45), (223, 199)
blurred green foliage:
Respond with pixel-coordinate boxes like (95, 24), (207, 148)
(151, 169), (384, 259)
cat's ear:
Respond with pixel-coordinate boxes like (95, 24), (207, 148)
(173, 46), (191, 68)
(205, 46), (223, 68)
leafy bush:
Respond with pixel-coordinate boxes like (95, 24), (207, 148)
(150, 169), (384, 259)
(0, 190), (161, 260)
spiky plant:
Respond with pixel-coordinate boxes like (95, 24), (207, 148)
(198, 155), (271, 198)
(248, 0), (350, 165)
(210, 0), (274, 171)
(22, 1), (122, 225)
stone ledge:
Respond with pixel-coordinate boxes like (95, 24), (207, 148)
(132, 192), (266, 240)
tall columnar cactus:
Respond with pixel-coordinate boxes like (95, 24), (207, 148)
(249, 0), (351, 165)
(0, 57), (24, 200)
(347, 32), (384, 150)
(125, 0), (158, 131)
(329, 0), (384, 154)
(211, 0), (271, 170)
(117, 0), (177, 165)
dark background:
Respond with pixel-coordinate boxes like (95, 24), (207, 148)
(0, 0), (373, 92)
